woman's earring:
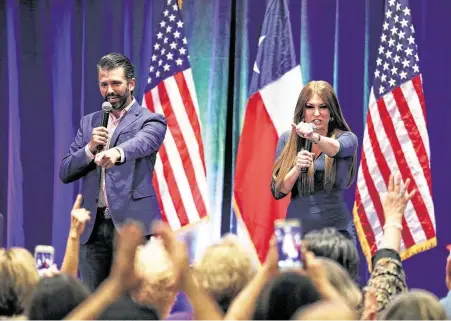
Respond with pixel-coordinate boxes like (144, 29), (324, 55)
(330, 117), (334, 122)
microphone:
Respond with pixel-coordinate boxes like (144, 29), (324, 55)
(301, 123), (317, 174)
(97, 102), (112, 152)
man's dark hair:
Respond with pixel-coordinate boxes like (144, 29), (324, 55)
(97, 53), (135, 94)
(303, 227), (360, 282)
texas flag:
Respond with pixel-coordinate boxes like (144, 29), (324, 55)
(233, 0), (303, 262)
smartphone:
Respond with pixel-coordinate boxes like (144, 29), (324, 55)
(274, 219), (303, 269)
(34, 245), (55, 271)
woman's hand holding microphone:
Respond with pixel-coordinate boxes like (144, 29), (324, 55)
(292, 121), (316, 173)
(295, 150), (315, 172)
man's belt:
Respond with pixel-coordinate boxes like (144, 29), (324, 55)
(97, 207), (111, 219)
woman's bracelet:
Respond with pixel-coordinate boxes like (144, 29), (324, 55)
(383, 222), (403, 231)
(312, 133), (321, 144)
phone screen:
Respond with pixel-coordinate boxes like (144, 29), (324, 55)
(275, 219), (303, 269)
(34, 246), (54, 270)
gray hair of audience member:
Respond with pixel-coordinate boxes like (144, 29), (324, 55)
(131, 239), (178, 319)
(253, 271), (322, 320)
(0, 248), (39, 317)
(26, 274), (90, 320)
(380, 289), (446, 320)
(303, 227), (359, 282)
(192, 234), (256, 313)
(317, 257), (362, 309)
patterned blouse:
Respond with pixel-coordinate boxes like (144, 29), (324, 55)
(359, 248), (407, 316)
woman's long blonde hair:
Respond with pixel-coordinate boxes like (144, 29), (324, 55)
(0, 248), (39, 317)
(272, 80), (356, 195)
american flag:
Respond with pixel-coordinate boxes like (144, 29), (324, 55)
(354, 0), (436, 267)
(142, 0), (209, 230)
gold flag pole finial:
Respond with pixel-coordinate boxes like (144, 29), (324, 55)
(178, 0), (183, 9)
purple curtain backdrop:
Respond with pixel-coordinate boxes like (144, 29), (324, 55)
(0, 0), (167, 264)
(1, 0), (451, 298)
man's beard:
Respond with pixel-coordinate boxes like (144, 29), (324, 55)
(105, 88), (130, 110)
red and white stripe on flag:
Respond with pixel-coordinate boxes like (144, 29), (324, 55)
(143, 69), (209, 230)
(354, 75), (436, 267)
(233, 66), (302, 263)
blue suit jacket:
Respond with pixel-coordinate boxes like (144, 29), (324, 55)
(59, 102), (167, 243)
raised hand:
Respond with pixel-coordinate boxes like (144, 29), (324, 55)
(301, 248), (342, 301)
(263, 236), (279, 275)
(383, 173), (417, 223)
(445, 249), (451, 290)
(109, 221), (145, 291)
(69, 194), (91, 239)
(152, 221), (190, 290)
(302, 249), (328, 289)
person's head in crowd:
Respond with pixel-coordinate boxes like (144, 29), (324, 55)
(192, 234), (256, 313)
(380, 289), (446, 320)
(131, 238), (177, 318)
(26, 274), (90, 320)
(253, 271), (322, 320)
(303, 227), (359, 282)
(0, 248), (39, 317)
(318, 257), (362, 309)
(291, 300), (357, 320)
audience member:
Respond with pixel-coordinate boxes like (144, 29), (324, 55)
(27, 274), (90, 320)
(192, 234), (256, 313)
(0, 248), (39, 317)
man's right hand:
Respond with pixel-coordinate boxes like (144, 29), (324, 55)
(88, 127), (109, 153)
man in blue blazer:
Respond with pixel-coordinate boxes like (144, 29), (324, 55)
(59, 53), (167, 290)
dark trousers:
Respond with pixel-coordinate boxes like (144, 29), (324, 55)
(79, 209), (152, 291)
(79, 210), (115, 292)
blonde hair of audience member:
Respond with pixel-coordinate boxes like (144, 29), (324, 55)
(380, 289), (446, 320)
(130, 239), (177, 319)
(292, 300), (357, 320)
(192, 234), (256, 312)
(0, 248), (39, 317)
(317, 257), (362, 309)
